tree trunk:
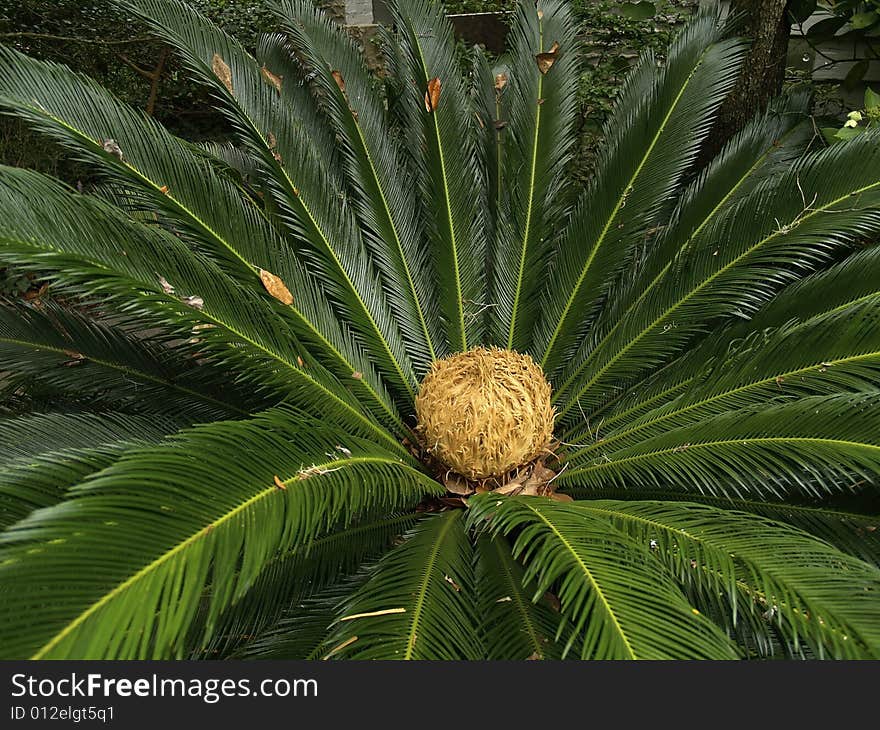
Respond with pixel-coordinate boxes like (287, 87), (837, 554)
(701, 0), (792, 162)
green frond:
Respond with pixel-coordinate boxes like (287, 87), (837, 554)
(561, 393), (880, 499)
(0, 411), (438, 659)
(0, 411), (178, 530)
(326, 510), (481, 659)
(475, 535), (566, 660)
(388, 0), (487, 351)
(556, 130), (880, 424)
(468, 494), (740, 659)
(0, 45), (406, 432)
(559, 488), (880, 567)
(115, 0), (419, 404)
(491, 0), (579, 351)
(576, 500), (880, 658)
(567, 295), (880, 460)
(194, 511), (421, 658)
(0, 167), (409, 451)
(587, 90), (814, 356)
(0, 302), (258, 421)
(234, 572), (370, 660)
(536, 10), (745, 374)
(273, 0), (442, 369)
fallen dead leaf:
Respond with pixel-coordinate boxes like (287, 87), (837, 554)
(102, 138), (124, 161)
(331, 69), (346, 94)
(273, 474), (287, 491)
(444, 473), (475, 496)
(260, 64), (283, 94)
(444, 574), (461, 592)
(352, 371), (363, 380)
(535, 41), (560, 75)
(494, 72), (508, 91)
(212, 53), (234, 94)
(424, 76), (441, 112)
(158, 275), (175, 294)
(182, 295), (204, 310)
(259, 268), (294, 305)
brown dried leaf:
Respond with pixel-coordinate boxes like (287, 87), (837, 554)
(182, 295), (204, 310)
(424, 76), (441, 112)
(535, 41), (560, 75)
(352, 371), (363, 380)
(444, 473), (474, 496)
(526, 652), (542, 660)
(444, 574), (461, 592)
(102, 138), (124, 161)
(260, 64), (283, 94)
(157, 275), (175, 295)
(212, 53), (234, 94)
(259, 268), (294, 305)
(158, 184), (170, 195)
(494, 72), (508, 91)
(267, 131), (277, 149)
(331, 69), (346, 94)
(273, 474), (287, 491)
(549, 492), (574, 503)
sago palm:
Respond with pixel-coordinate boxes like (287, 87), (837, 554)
(1, 0), (879, 660)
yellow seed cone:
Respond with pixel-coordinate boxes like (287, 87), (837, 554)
(415, 347), (555, 479)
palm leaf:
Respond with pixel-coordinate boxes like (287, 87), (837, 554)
(273, 0), (442, 368)
(475, 535), (566, 660)
(578, 500), (880, 658)
(0, 412), (177, 530)
(535, 11), (745, 374)
(556, 131), (880, 424)
(0, 411), (439, 659)
(0, 46), (405, 433)
(114, 0), (419, 403)
(0, 302), (256, 421)
(561, 393), (880, 499)
(559, 488), (880, 567)
(325, 510), (481, 659)
(491, 0), (579, 350)
(389, 0), (487, 351)
(194, 511), (421, 658)
(468, 494), (739, 659)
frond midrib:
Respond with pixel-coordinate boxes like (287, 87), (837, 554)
(540, 47), (710, 369)
(30, 455), (424, 659)
(407, 25), (467, 352)
(10, 98), (406, 435)
(571, 348), (880, 459)
(491, 536), (546, 657)
(404, 511), (459, 660)
(507, 17), (546, 350)
(554, 119), (808, 404)
(0, 335), (248, 417)
(524, 501), (638, 659)
(566, 436), (880, 479)
(559, 176), (880, 420)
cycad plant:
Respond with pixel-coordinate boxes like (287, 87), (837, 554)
(1, 0), (879, 661)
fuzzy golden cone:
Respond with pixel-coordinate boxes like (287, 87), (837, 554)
(415, 347), (555, 479)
